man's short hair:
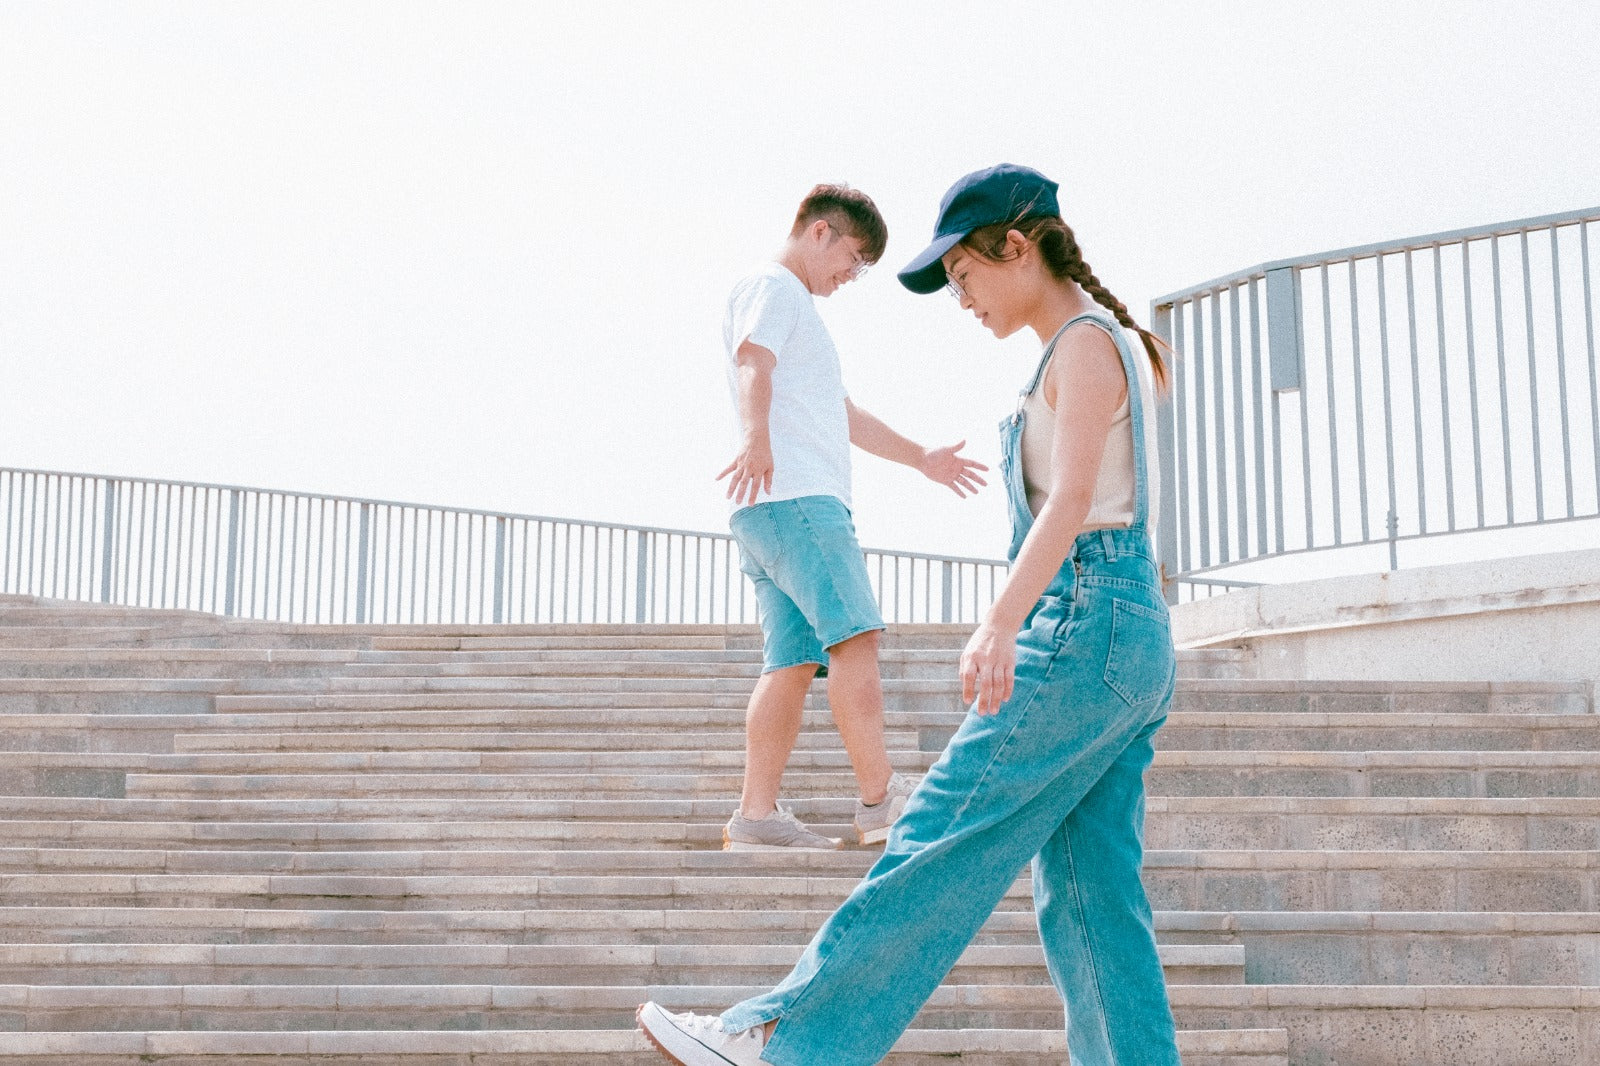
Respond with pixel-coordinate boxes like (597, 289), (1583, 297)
(791, 184), (888, 264)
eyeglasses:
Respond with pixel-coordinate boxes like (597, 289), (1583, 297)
(825, 222), (871, 280)
(944, 275), (967, 301)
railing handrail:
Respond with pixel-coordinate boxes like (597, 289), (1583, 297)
(1155, 204), (1600, 307)
(0, 464), (1006, 569)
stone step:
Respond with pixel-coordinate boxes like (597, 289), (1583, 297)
(85, 750), (1600, 803)
(1, 982), (1590, 1062)
(4, 904), (1591, 984)
(0, 940), (1243, 986)
(0, 648), (362, 680)
(7, 793), (1600, 850)
(0, 1026), (1291, 1066)
(0, 849), (1591, 913)
(0, 904), (1238, 947)
(202, 678), (1591, 716)
(14, 709), (1600, 759)
(3, 717), (923, 756)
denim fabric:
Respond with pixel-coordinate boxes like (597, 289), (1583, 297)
(731, 495), (886, 675)
(721, 312), (1181, 1065)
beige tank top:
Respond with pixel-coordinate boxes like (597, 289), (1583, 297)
(1019, 315), (1161, 529)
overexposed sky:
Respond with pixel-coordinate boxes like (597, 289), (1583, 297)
(4, 1), (1598, 564)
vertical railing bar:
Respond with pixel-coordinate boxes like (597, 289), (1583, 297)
(269, 493), (282, 620)
(1247, 279), (1268, 558)
(290, 495), (304, 621)
(1211, 287), (1230, 564)
(519, 519), (531, 624)
(48, 475), (61, 598)
(421, 509), (433, 624)
(200, 490), (212, 613)
(102, 479), (119, 604)
(160, 482), (173, 609)
(1462, 242), (1487, 526)
(1193, 296), (1211, 568)
(69, 478), (82, 599)
(454, 512), (465, 625)
(1492, 237), (1515, 524)
(1433, 245), (1457, 531)
(1228, 283), (1248, 561)
(559, 522), (571, 624)
(1348, 258), (1371, 541)
(132, 481), (146, 607)
(1, 471), (11, 594)
(1298, 282), (1314, 548)
(1405, 250), (1428, 534)
(1376, 254), (1401, 568)
(1550, 225), (1575, 517)
(315, 500), (327, 625)
(531, 521), (542, 623)
(1173, 301), (1192, 573)
(1320, 262), (1342, 545)
(1521, 229), (1546, 520)
(22, 472), (36, 597)
(1582, 222), (1600, 506)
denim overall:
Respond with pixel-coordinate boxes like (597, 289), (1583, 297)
(722, 311), (1182, 1066)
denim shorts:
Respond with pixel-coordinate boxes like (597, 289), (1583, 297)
(730, 495), (886, 676)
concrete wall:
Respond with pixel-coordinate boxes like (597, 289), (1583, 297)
(1170, 548), (1600, 705)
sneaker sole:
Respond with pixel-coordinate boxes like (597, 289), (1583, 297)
(857, 824), (890, 846)
(636, 1002), (741, 1066)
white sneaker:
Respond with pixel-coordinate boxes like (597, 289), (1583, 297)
(637, 1001), (767, 1065)
(854, 771), (917, 845)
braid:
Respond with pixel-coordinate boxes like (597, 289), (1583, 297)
(1042, 225), (1170, 390)
(963, 214), (1170, 389)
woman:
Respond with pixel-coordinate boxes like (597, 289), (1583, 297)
(639, 163), (1182, 1066)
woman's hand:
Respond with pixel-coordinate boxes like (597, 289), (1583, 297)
(961, 620), (1017, 716)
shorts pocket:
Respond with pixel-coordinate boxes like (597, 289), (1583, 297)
(1103, 598), (1173, 708)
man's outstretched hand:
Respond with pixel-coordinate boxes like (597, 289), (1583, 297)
(919, 441), (989, 498)
(717, 437), (775, 507)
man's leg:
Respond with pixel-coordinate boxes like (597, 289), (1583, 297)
(739, 662), (819, 819)
(824, 629), (892, 805)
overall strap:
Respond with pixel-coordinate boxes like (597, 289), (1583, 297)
(1037, 309), (1153, 532)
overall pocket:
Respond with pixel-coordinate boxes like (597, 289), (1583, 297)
(1102, 597), (1174, 708)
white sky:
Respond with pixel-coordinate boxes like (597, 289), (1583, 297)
(4, 1), (1599, 567)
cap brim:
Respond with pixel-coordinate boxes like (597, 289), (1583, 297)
(896, 231), (966, 294)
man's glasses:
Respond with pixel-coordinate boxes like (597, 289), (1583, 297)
(825, 222), (871, 279)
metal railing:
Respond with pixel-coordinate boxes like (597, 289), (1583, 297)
(1152, 206), (1600, 601)
(0, 466), (1007, 625)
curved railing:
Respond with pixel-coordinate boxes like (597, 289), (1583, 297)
(1152, 206), (1600, 601)
(0, 466), (1007, 625)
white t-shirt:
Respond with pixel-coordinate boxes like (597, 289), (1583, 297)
(722, 262), (852, 510)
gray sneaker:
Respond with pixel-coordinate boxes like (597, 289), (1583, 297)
(723, 803), (842, 851)
(855, 771), (917, 845)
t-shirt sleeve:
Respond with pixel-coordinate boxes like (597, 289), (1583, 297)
(730, 276), (801, 360)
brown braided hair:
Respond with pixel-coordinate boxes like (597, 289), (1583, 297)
(962, 215), (1170, 391)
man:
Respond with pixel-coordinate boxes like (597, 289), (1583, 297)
(719, 183), (986, 850)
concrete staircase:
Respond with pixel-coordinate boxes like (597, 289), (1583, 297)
(0, 596), (1595, 1064)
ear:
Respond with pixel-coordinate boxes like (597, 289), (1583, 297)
(1005, 229), (1031, 257)
(809, 218), (832, 244)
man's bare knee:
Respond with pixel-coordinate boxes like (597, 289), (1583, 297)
(827, 629), (882, 661)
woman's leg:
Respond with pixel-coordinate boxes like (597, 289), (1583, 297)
(1032, 711), (1180, 1066)
(721, 627), (1160, 1066)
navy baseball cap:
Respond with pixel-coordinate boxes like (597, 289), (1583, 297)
(897, 164), (1061, 294)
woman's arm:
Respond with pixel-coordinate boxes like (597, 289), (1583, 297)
(961, 324), (1128, 714)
